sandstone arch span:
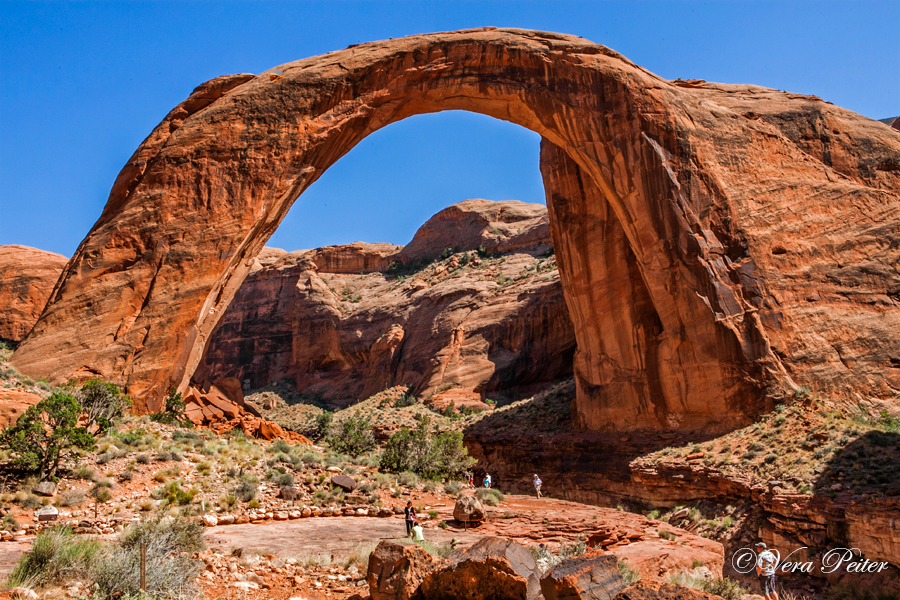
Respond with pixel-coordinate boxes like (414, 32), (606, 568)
(13, 28), (900, 431)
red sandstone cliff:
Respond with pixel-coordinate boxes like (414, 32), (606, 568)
(195, 200), (575, 405)
(0, 245), (67, 342)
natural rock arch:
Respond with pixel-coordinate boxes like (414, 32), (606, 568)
(13, 28), (900, 432)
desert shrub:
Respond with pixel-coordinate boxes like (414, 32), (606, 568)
(2, 514), (20, 531)
(156, 481), (197, 505)
(75, 379), (129, 434)
(120, 515), (205, 553)
(398, 471), (419, 487)
(73, 466), (95, 480)
(307, 410), (332, 441)
(413, 539), (454, 558)
(618, 559), (641, 585)
(135, 453), (150, 464)
(343, 540), (379, 570)
(301, 451), (323, 467)
(444, 482), (462, 495)
(380, 415), (475, 479)
(326, 412), (376, 458)
(475, 487), (504, 506)
(17, 493), (42, 508)
(233, 474), (259, 502)
(7, 526), (100, 588)
(94, 516), (203, 598)
(0, 391), (94, 479)
(90, 483), (113, 504)
(150, 388), (187, 425)
(658, 529), (677, 541)
(268, 439), (292, 454)
(57, 491), (85, 507)
(394, 392), (417, 408)
(276, 472), (295, 487)
(118, 432), (143, 447)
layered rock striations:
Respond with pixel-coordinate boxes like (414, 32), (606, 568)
(195, 200), (575, 405)
(0, 246), (67, 342)
(11, 29), (899, 430)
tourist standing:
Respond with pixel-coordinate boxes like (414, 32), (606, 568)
(404, 501), (416, 537)
(484, 473), (492, 489)
(755, 542), (779, 600)
(533, 474), (542, 498)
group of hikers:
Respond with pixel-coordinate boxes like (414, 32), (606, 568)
(459, 472), (542, 498)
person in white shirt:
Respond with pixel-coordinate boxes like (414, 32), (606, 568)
(533, 474), (542, 498)
(755, 542), (779, 600)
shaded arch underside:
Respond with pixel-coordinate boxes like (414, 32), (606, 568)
(12, 28), (900, 433)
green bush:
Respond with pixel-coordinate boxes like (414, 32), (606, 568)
(75, 379), (129, 434)
(380, 415), (475, 479)
(393, 392), (417, 408)
(305, 410), (333, 441)
(0, 391), (94, 479)
(8, 527), (100, 588)
(150, 389), (187, 425)
(326, 412), (376, 458)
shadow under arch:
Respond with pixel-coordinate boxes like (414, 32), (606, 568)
(13, 27), (815, 433)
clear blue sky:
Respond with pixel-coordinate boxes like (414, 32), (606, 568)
(1, 1), (897, 257)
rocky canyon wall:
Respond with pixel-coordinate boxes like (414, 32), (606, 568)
(195, 200), (575, 405)
(0, 246), (67, 343)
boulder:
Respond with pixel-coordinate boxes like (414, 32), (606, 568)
(418, 537), (542, 600)
(613, 580), (720, 600)
(453, 494), (485, 522)
(366, 540), (444, 600)
(331, 475), (357, 492)
(33, 481), (57, 497)
(540, 549), (627, 600)
(202, 514), (218, 527)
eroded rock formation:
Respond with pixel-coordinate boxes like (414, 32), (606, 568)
(0, 245), (67, 342)
(12, 29), (899, 432)
(195, 200), (574, 405)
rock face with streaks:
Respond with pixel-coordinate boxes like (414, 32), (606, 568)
(0, 246), (67, 342)
(11, 29), (899, 429)
(194, 200), (575, 406)
(418, 537), (543, 600)
(539, 549), (627, 600)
